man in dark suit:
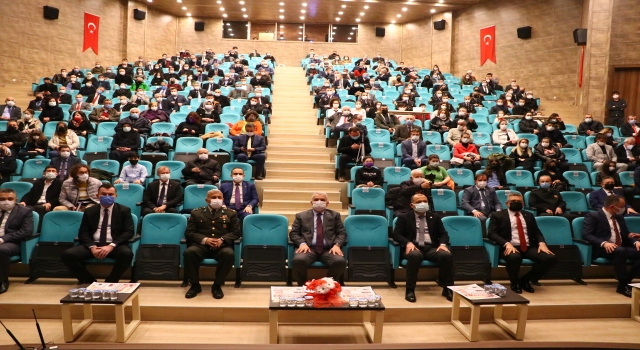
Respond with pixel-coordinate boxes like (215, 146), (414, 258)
(50, 146), (82, 180)
(19, 165), (62, 232)
(207, 64), (225, 78)
(219, 74), (235, 87)
(401, 128), (428, 169)
(0, 188), (34, 293)
(589, 176), (638, 215)
(60, 184), (135, 284)
(188, 82), (208, 101)
(182, 148), (222, 186)
(183, 189), (240, 299)
(220, 167), (259, 222)
(488, 192), (558, 293)
(583, 194), (640, 297)
(614, 137), (640, 171)
(337, 127), (371, 182)
(142, 166), (183, 216)
(290, 192), (347, 286)
(53, 88), (73, 105)
(608, 91), (627, 127)
(203, 78), (221, 94)
(392, 193), (454, 302)
(529, 175), (578, 222)
(0, 97), (22, 120)
(85, 89), (107, 107)
(233, 123), (266, 180)
(461, 173), (502, 233)
(37, 78), (58, 94)
(166, 87), (189, 113)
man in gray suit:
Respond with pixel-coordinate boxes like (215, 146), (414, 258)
(0, 97), (22, 120)
(289, 192), (347, 286)
(585, 133), (627, 172)
(461, 173), (502, 235)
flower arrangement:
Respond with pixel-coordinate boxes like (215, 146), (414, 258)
(304, 277), (344, 308)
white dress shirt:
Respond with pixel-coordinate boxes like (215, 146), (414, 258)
(230, 182), (244, 204)
(602, 209), (620, 245)
(92, 205), (114, 243)
(0, 207), (14, 240)
(507, 210), (529, 246)
(38, 180), (53, 204)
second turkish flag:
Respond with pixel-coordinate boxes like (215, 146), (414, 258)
(83, 12), (100, 55)
(480, 25), (496, 66)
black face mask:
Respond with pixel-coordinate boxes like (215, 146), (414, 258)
(508, 202), (523, 212)
(604, 183), (615, 190)
(57, 127), (66, 133)
(129, 160), (138, 166)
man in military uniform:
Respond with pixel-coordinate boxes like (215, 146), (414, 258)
(183, 189), (240, 299)
(528, 175), (578, 222)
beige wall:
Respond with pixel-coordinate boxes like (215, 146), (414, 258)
(609, 0), (640, 66)
(125, 2), (178, 61)
(451, 0), (584, 104)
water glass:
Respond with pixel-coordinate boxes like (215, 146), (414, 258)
(358, 298), (368, 308)
(92, 289), (102, 300)
(102, 290), (110, 300)
(349, 298), (358, 307)
(484, 284), (495, 294)
(109, 290), (118, 301)
(374, 295), (382, 306)
(304, 296), (314, 307)
(69, 289), (79, 298)
(295, 298), (305, 307)
(367, 297), (376, 307)
(84, 289), (92, 300)
(278, 296), (287, 307)
(287, 298), (296, 307)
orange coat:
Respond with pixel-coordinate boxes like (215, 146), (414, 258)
(229, 120), (263, 136)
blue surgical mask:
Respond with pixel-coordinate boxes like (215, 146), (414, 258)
(540, 182), (551, 189)
(99, 195), (115, 206)
(351, 135), (360, 140)
(130, 113), (139, 119)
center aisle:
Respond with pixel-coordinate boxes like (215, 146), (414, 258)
(257, 66), (348, 224)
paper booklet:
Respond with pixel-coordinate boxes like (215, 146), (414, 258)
(85, 282), (140, 294)
(447, 284), (500, 300)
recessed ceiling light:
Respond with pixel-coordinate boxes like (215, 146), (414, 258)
(279, 9), (284, 12)
(341, 4), (346, 8)
(241, 8), (246, 11)
(228, 28), (232, 31)
(239, 0), (244, 3)
(223, 13), (228, 17)
(182, 6), (187, 10)
(397, 14), (401, 17)
(391, 20), (396, 23)
(177, 0), (181, 2)
(439, 0), (444, 3)
(298, 37), (302, 40)
(216, 0), (221, 2)
(147, 0), (152, 3)
(356, 18), (361, 22)
(339, 11), (343, 15)
(335, 17), (340, 21)
(352, 27), (356, 29)
(300, 16), (305, 19)
(349, 32), (353, 35)
(302, 2), (307, 6)
(219, 7), (224, 10)
(299, 31), (302, 34)
(364, 5), (369, 9)
(360, 12), (364, 16)
(279, 2), (284, 5)
(402, 7), (407, 11)
(299, 26), (303, 28)
(280, 25), (284, 27)
(279, 15), (284, 19)
(226, 23), (230, 25)
(348, 37), (351, 40)
(301, 9), (306, 13)
(243, 14), (248, 17)
(230, 33), (234, 36)
(186, 13), (192, 16)
(280, 31), (284, 34)
(430, 9), (436, 13)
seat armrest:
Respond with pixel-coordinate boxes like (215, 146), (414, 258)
(21, 234), (41, 264)
(180, 238), (187, 244)
(388, 238), (400, 269)
(128, 235), (140, 243)
(572, 238), (593, 266)
(483, 238), (500, 268)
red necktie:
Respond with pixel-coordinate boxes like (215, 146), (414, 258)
(77, 103), (81, 110)
(611, 217), (622, 246)
(515, 213), (527, 252)
(315, 212), (324, 254)
(93, 95), (99, 104)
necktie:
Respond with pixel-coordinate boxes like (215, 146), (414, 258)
(611, 217), (622, 246)
(417, 215), (426, 246)
(315, 212), (324, 254)
(247, 136), (253, 157)
(93, 95), (99, 105)
(77, 103), (81, 111)
(234, 184), (242, 209)
(99, 209), (109, 246)
(505, 131), (511, 141)
(59, 160), (67, 180)
(515, 213), (527, 252)
(157, 183), (166, 207)
(479, 189), (490, 211)
(0, 210), (6, 233)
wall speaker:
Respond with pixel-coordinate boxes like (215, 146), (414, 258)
(433, 20), (446, 31)
(43, 6), (59, 20)
(517, 26), (531, 39)
(133, 9), (146, 20)
(195, 21), (205, 31)
(573, 28), (587, 46)
(375, 27), (385, 37)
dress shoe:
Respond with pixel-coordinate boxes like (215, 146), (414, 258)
(185, 285), (202, 299)
(0, 281), (8, 294)
(180, 280), (190, 288)
(212, 283), (224, 299)
(519, 278), (535, 293)
(510, 282), (522, 294)
(405, 289), (416, 303)
(442, 288), (453, 302)
(616, 286), (632, 298)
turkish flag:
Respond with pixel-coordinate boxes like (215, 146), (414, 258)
(83, 12), (100, 55)
(480, 25), (496, 65)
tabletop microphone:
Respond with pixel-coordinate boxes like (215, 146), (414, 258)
(32, 309), (46, 350)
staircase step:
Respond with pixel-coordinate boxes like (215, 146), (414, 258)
(267, 150), (333, 159)
(267, 138), (326, 146)
(257, 179), (345, 191)
(262, 199), (343, 210)
(266, 160), (335, 170)
(262, 189), (341, 201)
(258, 209), (349, 224)
(266, 169), (335, 179)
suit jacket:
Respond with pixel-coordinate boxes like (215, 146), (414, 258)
(579, 121), (605, 136)
(0, 105), (22, 120)
(142, 179), (183, 210)
(50, 156), (82, 177)
(582, 209), (635, 247)
(392, 210), (449, 247)
(528, 188), (566, 214)
(185, 206), (240, 246)
(289, 209), (347, 248)
(85, 94), (107, 105)
(220, 181), (259, 209)
(165, 95), (189, 112)
(0, 205), (34, 244)
(586, 143), (616, 163)
(54, 93), (73, 105)
(219, 78), (235, 87)
(401, 139), (427, 159)
(77, 203), (134, 248)
(487, 210), (545, 247)
(589, 188), (628, 210)
(207, 69), (225, 78)
(68, 102), (92, 114)
(613, 144), (640, 164)
(233, 134), (266, 155)
(461, 186), (502, 214)
(373, 112), (400, 131)
(188, 89), (208, 100)
(202, 82), (221, 93)
(89, 107), (120, 122)
(113, 103), (136, 113)
(20, 178), (63, 207)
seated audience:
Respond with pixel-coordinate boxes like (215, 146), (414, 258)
(141, 101), (169, 124)
(492, 120), (518, 149)
(48, 122), (80, 158)
(534, 137), (569, 172)
(89, 99), (120, 123)
(537, 121), (568, 148)
(176, 112), (203, 138)
(589, 176), (638, 216)
(114, 153), (148, 184)
(0, 120), (26, 157)
(578, 114), (604, 136)
(518, 113), (539, 134)
(39, 97), (64, 124)
(354, 156), (383, 188)
(0, 97), (21, 120)
(401, 128), (428, 169)
(55, 164), (102, 211)
(50, 145), (81, 180)
(446, 120), (474, 146)
(182, 148), (221, 186)
(68, 111), (95, 137)
(509, 138), (536, 174)
(529, 175), (577, 221)
(337, 127), (371, 182)
(17, 109), (41, 133)
(430, 110), (454, 134)
(453, 131), (481, 171)
(19, 130), (48, 159)
(141, 166), (183, 216)
(586, 134), (626, 172)
(420, 154), (452, 190)
(183, 189), (240, 299)
(614, 137), (640, 171)
(536, 159), (568, 191)
(116, 108), (150, 135)
(461, 173), (502, 231)
(109, 122), (140, 164)
(69, 94), (92, 114)
(19, 165), (62, 231)
(233, 123), (266, 180)
(0, 146), (16, 185)
(220, 167), (259, 221)
(0, 188), (34, 294)
(374, 105), (400, 133)
(483, 158), (507, 189)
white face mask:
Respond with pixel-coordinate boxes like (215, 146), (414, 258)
(500, 125), (507, 130)
(0, 200), (15, 212)
(520, 142), (528, 148)
(541, 142), (549, 147)
(476, 181), (487, 189)
(546, 126), (554, 131)
(429, 162), (439, 168)
(412, 177), (425, 186)
(232, 175), (244, 183)
(245, 132), (255, 136)
(60, 151), (70, 159)
(597, 141), (606, 146)
(609, 167), (616, 172)
(48, 102), (56, 107)
(123, 127), (132, 132)
(457, 126), (465, 131)
(411, 135), (420, 142)
(461, 138), (470, 143)
(626, 144), (634, 150)
(312, 200), (327, 211)
(209, 199), (223, 209)
(151, 107), (158, 111)
(77, 174), (89, 182)
(159, 173), (171, 181)
(198, 153), (209, 160)
(45, 172), (57, 180)
(525, 116), (532, 120)
(413, 202), (430, 213)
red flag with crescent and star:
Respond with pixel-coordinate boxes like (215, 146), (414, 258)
(480, 25), (496, 65)
(83, 12), (100, 55)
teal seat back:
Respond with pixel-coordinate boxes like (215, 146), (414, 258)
(624, 216), (640, 233)
(175, 137), (203, 153)
(572, 217), (584, 239)
(351, 187), (385, 211)
(479, 145), (503, 159)
(155, 161), (186, 180)
(86, 136), (113, 152)
(206, 137), (233, 153)
(426, 144), (451, 160)
(422, 131), (442, 144)
(344, 215), (388, 260)
(368, 129), (391, 143)
(90, 159), (120, 176)
(204, 124), (230, 137)
(242, 214), (289, 247)
(383, 167), (410, 185)
(447, 168), (474, 187)
(150, 122), (176, 135)
(505, 170), (535, 187)
(517, 133), (538, 147)
(146, 136), (174, 148)
(114, 183), (144, 218)
(442, 216), (483, 246)
(43, 122), (58, 138)
(221, 162), (252, 181)
(565, 135), (586, 149)
(561, 148), (582, 163)
(40, 211), (84, 242)
(536, 216), (573, 245)
(431, 188), (457, 212)
(141, 213), (188, 245)
(1, 182), (33, 202)
(96, 122), (118, 136)
(22, 159), (51, 179)
(561, 191), (588, 213)
(472, 132), (492, 146)
(475, 122), (493, 134)
(370, 142), (394, 159)
(619, 171), (635, 187)
(563, 171), (591, 188)
(183, 184), (217, 211)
